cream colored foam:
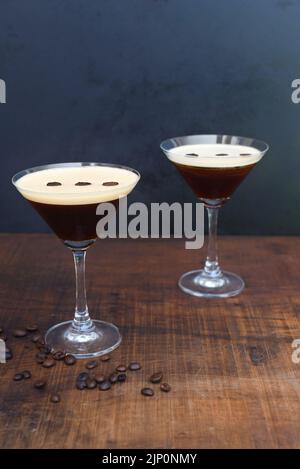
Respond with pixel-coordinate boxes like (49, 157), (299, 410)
(15, 165), (139, 205)
(167, 144), (262, 168)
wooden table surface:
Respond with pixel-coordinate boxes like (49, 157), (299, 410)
(0, 234), (300, 449)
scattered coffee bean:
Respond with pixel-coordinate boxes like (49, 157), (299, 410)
(117, 373), (127, 383)
(13, 329), (27, 338)
(42, 359), (56, 369)
(150, 372), (163, 384)
(94, 374), (105, 384)
(141, 387), (154, 397)
(50, 394), (61, 403)
(85, 360), (98, 370)
(5, 347), (13, 360)
(52, 350), (65, 361)
(78, 372), (89, 382)
(109, 372), (118, 384)
(129, 362), (141, 371)
(64, 354), (76, 366)
(99, 380), (111, 391)
(13, 373), (24, 381)
(160, 383), (171, 393)
(100, 354), (111, 362)
(86, 379), (97, 389)
(34, 380), (46, 389)
(75, 182), (91, 186)
(102, 181), (119, 186)
(116, 365), (127, 373)
(31, 334), (41, 343)
(22, 370), (32, 380)
(76, 381), (87, 390)
(47, 182), (62, 186)
(26, 325), (38, 332)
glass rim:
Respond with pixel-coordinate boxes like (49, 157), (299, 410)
(12, 161), (141, 197)
(160, 134), (269, 155)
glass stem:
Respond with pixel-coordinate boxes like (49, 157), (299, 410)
(72, 250), (93, 332)
(203, 207), (222, 277)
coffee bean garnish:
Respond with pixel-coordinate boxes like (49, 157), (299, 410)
(185, 153), (198, 157)
(77, 372), (89, 382)
(109, 372), (118, 384)
(117, 373), (127, 383)
(47, 182), (62, 186)
(94, 374), (105, 384)
(85, 360), (98, 370)
(26, 325), (39, 332)
(64, 354), (76, 366)
(99, 380), (111, 391)
(129, 362), (141, 371)
(141, 387), (154, 397)
(100, 354), (111, 362)
(13, 373), (24, 381)
(160, 383), (171, 393)
(34, 380), (46, 389)
(116, 365), (127, 373)
(150, 372), (163, 384)
(13, 329), (27, 338)
(75, 182), (91, 186)
(42, 358), (56, 369)
(52, 350), (65, 361)
(216, 153), (228, 156)
(22, 370), (32, 380)
(102, 181), (119, 186)
(76, 381), (87, 390)
(86, 379), (97, 389)
(50, 394), (61, 403)
(5, 347), (13, 360)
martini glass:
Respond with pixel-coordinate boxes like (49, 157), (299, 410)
(160, 135), (269, 298)
(12, 162), (140, 358)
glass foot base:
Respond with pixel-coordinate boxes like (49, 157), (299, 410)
(45, 320), (122, 359)
(178, 269), (244, 298)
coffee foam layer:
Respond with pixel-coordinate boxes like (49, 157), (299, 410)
(15, 166), (139, 205)
(167, 144), (262, 168)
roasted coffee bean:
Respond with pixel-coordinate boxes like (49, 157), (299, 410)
(99, 380), (111, 391)
(150, 372), (163, 384)
(13, 329), (27, 338)
(22, 370), (32, 380)
(94, 374), (105, 384)
(13, 373), (24, 381)
(78, 372), (89, 382)
(102, 181), (119, 186)
(5, 347), (13, 360)
(141, 387), (154, 397)
(64, 354), (76, 366)
(117, 373), (127, 383)
(75, 182), (91, 186)
(26, 325), (38, 332)
(31, 334), (41, 343)
(76, 381), (87, 390)
(109, 373), (118, 384)
(116, 365), (127, 373)
(86, 379), (97, 389)
(85, 360), (98, 370)
(34, 380), (46, 389)
(129, 362), (141, 371)
(47, 182), (62, 186)
(52, 350), (65, 361)
(50, 394), (61, 403)
(160, 383), (171, 393)
(100, 354), (111, 362)
(42, 359), (56, 369)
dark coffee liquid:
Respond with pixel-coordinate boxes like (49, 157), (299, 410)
(174, 162), (256, 201)
(30, 199), (118, 242)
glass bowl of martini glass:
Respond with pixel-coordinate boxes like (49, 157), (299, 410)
(12, 162), (140, 358)
(160, 135), (269, 298)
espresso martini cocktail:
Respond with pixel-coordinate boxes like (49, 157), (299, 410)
(161, 135), (269, 298)
(13, 163), (140, 358)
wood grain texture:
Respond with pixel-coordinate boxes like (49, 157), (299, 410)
(0, 234), (300, 449)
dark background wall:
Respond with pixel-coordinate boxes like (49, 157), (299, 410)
(0, 0), (299, 234)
